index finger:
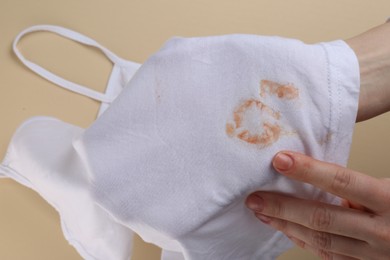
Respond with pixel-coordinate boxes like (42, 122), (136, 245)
(272, 151), (388, 213)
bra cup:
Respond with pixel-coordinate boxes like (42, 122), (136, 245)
(2, 117), (134, 260)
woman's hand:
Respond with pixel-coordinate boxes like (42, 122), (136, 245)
(246, 151), (390, 260)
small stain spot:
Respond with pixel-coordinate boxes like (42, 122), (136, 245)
(237, 130), (249, 140)
(234, 123), (281, 146)
(234, 113), (242, 128)
(260, 80), (299, 100)
(319, 132), (333, 146)
(226, 123), (235, 137)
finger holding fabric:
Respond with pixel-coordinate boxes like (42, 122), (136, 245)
(246, 152), (390, 260)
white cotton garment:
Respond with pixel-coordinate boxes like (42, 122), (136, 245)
(0, 25), (140, 260)
(74, 35), (360, 259)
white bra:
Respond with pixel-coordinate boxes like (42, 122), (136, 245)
(1, 25), (141, 260)
(1, 25), (360, 260)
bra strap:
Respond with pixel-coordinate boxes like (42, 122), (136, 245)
(0, 164), (8, 178)
(13, 25), (137, 103)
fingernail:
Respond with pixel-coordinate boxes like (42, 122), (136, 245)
(246, 195), (264, 212)
(273, 152), (294, 172)
(255, 213), (271, 224)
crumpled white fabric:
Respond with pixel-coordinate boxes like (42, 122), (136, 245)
(73, 35), (360, 259)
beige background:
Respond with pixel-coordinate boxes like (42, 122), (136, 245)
(1, 0), (390, 259)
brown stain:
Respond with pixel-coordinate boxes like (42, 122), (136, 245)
(260, 80), (299, 100)
(319, 132), (333, 146)
(227, 97), (282, 147)
(236, 99), (255, 113)
(236, 123), (281, 145)
(234, 99), (256, 128)
(233, 98), (279, 122)
(261, 103), (280, 120)
(226, 79), (300, 147)
(233, 113), (242, 128)
(237, 130), (249, 140)
(226, 123), (235, 137)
